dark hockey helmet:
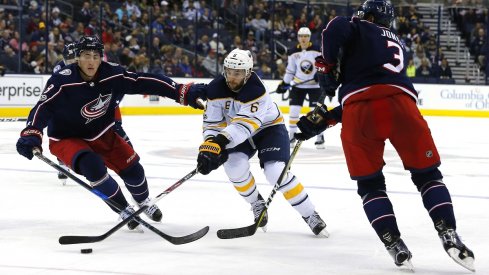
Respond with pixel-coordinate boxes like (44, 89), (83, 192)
(76, 35), (104, 57)
(361, 0), (395, 28)
(62, 42), (76, 62)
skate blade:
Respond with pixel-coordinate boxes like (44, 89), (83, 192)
(396, 259), (415, 272)
(128, 225), (144, 233)
(447, 248), (475, 272)
(316, 228), (330, 238)
(60, 179), (67, 185)
(260, 225), (267, 233)
(315, 144), (325, 149)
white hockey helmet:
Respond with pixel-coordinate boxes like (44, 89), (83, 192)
(298, 27), (311, 36)
(223, 49), (253, 77)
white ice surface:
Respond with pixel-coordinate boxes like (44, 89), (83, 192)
(0, 115), (487, 275)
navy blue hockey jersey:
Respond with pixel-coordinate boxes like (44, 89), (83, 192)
(321, 16), (417, 104)
(27, 62), (182, 140)
(53, 60), (66, 74)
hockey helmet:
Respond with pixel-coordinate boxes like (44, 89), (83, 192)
(223, 49), (253, 78)
(297, 27), (311, 36)
(76, 35), (104, 57)
(62, 42), (77, 63)
(361, 0), (395, 28)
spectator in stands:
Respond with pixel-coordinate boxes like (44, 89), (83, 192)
(125, 0), (141, 18)
(0, 45), (18, 72)
(416, 57), (433, 78)
(437, 57), (453, 79)
(202, 49), (222, 77)
(184, 1), (200, 21)
(50, 7), (62, 28)
(209, 33), (226, 55)
(106, 43), (121, 63)
(470, 27), (486, 67)
(249, 12), (269, 42)
(79, 1), (93, 26)
(197, 34), (210, 55)
(177, 54), (192, 77)
(406, 58), (416, 78)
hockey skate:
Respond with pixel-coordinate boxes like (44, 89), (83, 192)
(385, 237), (414, 270)
(137, 197), (163, 222)
(436, 220), (475, 272)
(303, 211), (329, 237)
(58, 160), (68, 185)
(119, 205), (141, 231)
(251, 194), (268, 231)
(315, 134), (325, 149)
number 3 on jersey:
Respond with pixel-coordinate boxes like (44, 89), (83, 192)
(383, 40), (404, 73)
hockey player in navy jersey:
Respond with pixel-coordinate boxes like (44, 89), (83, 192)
(195, 49), (328, 236)
(53, 42), (77, 74)
(16, 36), (205, 230)
(53, 42), (134, 185)
(295, 0), (474, 271)
(276, 27), (325, 149)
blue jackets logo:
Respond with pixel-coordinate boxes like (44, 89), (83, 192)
(81, 94), (112, 124)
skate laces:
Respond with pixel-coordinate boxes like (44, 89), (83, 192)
(305, 212), (322, 229)
(251, 198), (265, 219)
(120, 205), (136, 220)
(138, 198), (159, 217)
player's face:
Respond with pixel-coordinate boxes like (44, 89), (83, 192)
(298, 34), (310, 47)
(78, 50), (101, 80)
(224, 68), (247, 91)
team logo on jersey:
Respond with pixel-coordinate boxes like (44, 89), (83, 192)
(300, 60), (314, 75)
(59, 68), (72, 75)
(81, 93), (112, 124)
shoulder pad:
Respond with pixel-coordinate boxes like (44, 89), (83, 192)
(206, 75), (234, 100)
(287, 46), (302, 55)
(236, 73), (266, 103)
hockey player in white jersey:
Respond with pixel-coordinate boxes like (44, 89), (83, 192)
(196, 49), (329, 236)
(276, 27), (325, 149)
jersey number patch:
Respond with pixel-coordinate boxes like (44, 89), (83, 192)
(383, 41), (404, 73)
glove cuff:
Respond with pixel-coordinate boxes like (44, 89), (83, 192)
(177, 83), (193, 106)
(315, 57), (336, 74)
(21, 127), (43, 141)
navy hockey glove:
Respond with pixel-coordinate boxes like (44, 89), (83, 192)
(16, 127), (43, 160)
(197, 134), (229, 175)
(177, 83), (206, 110)
(295, 104), (338, 141)
(113, 120), (133, 147)
(315, 56), (339, 98)
(275, 81), (290, 94)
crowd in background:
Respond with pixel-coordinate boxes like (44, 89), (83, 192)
(0, 0), (488, 83)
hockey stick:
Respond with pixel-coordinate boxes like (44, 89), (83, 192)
(0, 117), (27, 122)
(217, 140), (303, 239)
(32, 149), (208, 245)
(271, 78), (316, 94)
(60, 167), (204, 245)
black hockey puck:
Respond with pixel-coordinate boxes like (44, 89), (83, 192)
(80, 248), (93, 254)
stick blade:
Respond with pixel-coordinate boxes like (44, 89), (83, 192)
(59, 235), (104, 245)
(216, 224), (257, 239)
(167, 226), (210, 245)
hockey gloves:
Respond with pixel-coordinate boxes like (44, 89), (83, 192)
(295, 105), (338, 141)
(315, 56), (340, 98)
(197, 134), (230, 175)
(177, 83), (206, 110)
(275, 81), (290, 94)
(16, 127), (43, 160)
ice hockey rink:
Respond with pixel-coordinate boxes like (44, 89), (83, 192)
(0, 114), (487, 275)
